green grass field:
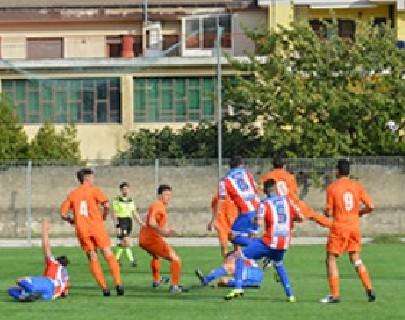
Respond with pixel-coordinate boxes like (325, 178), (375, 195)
(0, 244), (404, 320)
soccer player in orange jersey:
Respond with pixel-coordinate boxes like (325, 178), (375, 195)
(60, 168), (123, 297)
(139, 184), (185, 293)
(260, 157), (299, 201)
(208, 194), (238, 257)
(320, 159), (375, 303)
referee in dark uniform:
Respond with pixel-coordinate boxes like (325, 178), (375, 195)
(112, 182), (144, 267)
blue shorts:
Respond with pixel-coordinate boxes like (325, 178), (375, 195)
(8, 276), (55, 301)
(226, 266), (263, 288)
(231, 211), (258, 234)
(243, 238), (285, 262)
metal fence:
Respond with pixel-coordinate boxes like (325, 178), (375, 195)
(0, 157), (404, 244)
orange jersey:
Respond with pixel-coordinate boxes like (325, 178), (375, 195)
(325, 177), (373, 228)
(139, 200), (167, 243)
(211, 195), (238, 224)
(260, 168), (299, 199)
(60, 183), (108, 229)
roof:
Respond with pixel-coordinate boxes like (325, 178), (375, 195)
(0, 0), (256, 9)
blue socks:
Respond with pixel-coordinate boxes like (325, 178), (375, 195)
(275, 261), (293, 297)
(234, 258), (245, 289)
(204, 267), (227, 285)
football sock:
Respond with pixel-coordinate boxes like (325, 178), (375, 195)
(170, 259), (181, 286)
(115, 246), (124, 260)
(328, 275), (340, 298)
(356, 265), (372, 291)
(125, 248), (134, 262)
(89, 259), (107, 289)
(275, 261), (293, 297)
(151, 258), (161, 283)
(234, 258), (245, 289)
(105, 255), (122, 286)
(204, 267), (227, 284)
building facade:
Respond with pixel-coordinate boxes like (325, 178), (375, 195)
(0, 0), (403, 159)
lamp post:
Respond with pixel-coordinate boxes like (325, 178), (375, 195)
(216, 18), (223, 181)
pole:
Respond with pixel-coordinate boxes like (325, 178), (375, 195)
(154, 158), (159, 194)
(217, 18), (223, 181)
(144, 0), (148, 25)
(26, 160), (32, 246)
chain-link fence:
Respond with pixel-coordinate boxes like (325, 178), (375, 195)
(0, 157), (404, 244)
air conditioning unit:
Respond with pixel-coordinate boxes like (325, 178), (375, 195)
(145, 22), (163, 57)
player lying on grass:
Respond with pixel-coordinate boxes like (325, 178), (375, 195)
(139, 184), (186, 293)
(8, 219), (69, 302)
(224, 178), (302, 302)
(195, 251), (263, 288)
(61, 168), (123, 297)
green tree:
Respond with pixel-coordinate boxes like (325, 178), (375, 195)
(225, 21), (405, 157)
(0, 97), (29, 160)
(29, 123), (81, 163)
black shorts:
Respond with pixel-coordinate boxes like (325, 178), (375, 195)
(117, 217), (133, 239)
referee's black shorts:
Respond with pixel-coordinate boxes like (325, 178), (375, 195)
(117, 217), (133, 239)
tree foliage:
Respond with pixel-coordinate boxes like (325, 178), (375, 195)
(225, 21), (405, 157)
(28, 123), (81, 163)
(0, 98), (29, 160)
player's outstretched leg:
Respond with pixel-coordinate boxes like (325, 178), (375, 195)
(224, 258), (245, 300)
(349, 253), (375, 302)
(87, 252), (109, 296)
(274, 260), (295, 302)
(195, 266), (227, 286)
(321, 253), (340, 303)
(102, 248), (124, 296)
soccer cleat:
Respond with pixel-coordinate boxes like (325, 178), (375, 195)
(152, 281), (160, 288)
(161, 276), (170, 284)
(287, 296), (296, 303)
(320, 295), (340, 304)
(102, 289), (111, 297)
(116, 285), (124, 296)
(195, 268), (208, 286)
(367, 289), (376, 302)
(262, 258), (273, 270)
(224, 289), (244, 300)
(169, 285), (188, 294)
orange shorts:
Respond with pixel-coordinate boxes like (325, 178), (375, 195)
(139, 236), (174, 259)
(327, 226), (361, 256)
(76, 226), (111, 253)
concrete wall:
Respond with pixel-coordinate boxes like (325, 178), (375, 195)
(398, 11), (405, 40)
(0, 164), (403, 238)
(1, 36), (25, 59)
(64, 35), (106, 58)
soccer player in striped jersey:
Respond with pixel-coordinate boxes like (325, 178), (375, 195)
(225, 179), (302, 302)
(8, 220), (69, 302)
(219, 156), (260, 247)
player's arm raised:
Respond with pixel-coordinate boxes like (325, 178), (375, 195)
(42, 219), (52, 258)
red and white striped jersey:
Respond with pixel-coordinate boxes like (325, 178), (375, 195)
(44, 257), (69, 298)
(260, 195), (297, 250)
(219, 168), (260, 214)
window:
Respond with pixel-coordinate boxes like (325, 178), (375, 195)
(185, 15), (232, 49)
(134, 77), (215, 122)
(338, 20), (356, 40)
(309, 19), (333, 39)
(373, 17), (387, 27)
(2, 78), (121, 123)
(107, 36), (122, 58)
(133, 35), (143, 57)
(26, 38), (63, 59)
(163, 35), (180, 56)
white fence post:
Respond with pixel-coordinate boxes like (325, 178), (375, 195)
(26, 160), (32, 246)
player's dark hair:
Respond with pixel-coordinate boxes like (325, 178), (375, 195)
(158, 184), (172, 195)
(337, 159), (350, 176)
(229, 156), (244, 169)
(273, 156), (285, 169)
(56, 255), (69, 267)
(119, 182), (129, 189)
(76, 168), (94, 184)
(263, 179), (277, 196)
